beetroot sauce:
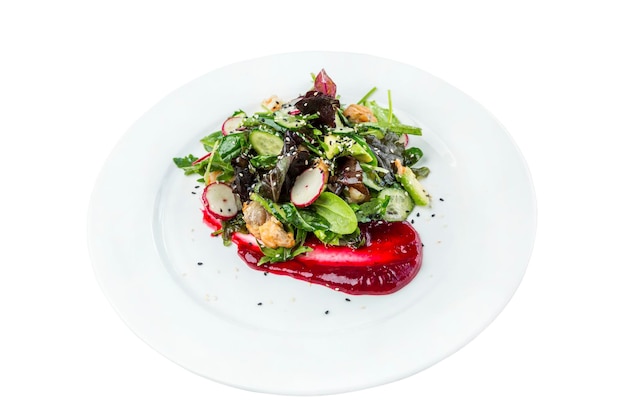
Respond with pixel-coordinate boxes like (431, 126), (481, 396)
(202, 210), (423, 295)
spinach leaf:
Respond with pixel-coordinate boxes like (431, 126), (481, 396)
(402, 147), (423, 167)
(217, 132), (246, 162)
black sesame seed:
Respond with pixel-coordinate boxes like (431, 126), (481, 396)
(431, 213), (436, 217)
(197, 262), (203, 266)
(191, 191), (196, 194)
(411, 219), (415, 224)
(324, 310), (329, 315)
(416, 212), (420, 217)
(257, 302), (263, 306)
(439, 197), (444, 201)
(345, 298), (351, 302)
(195, 185), (200, 189)
(263, 272), (268, 276)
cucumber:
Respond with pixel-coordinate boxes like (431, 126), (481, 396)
(379, 188), (415, 222)
(249, 130), (284, 156)
(273, 113), (308, 129)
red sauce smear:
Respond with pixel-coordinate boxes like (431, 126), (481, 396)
(203, 210), (423, 295)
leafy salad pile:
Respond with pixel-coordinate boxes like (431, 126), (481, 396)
(174, 70), (430, 265)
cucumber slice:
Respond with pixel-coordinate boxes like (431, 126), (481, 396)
(379, 188), (415, 222)
(273, 113), (308, 129)
(249, 130), (284, 156)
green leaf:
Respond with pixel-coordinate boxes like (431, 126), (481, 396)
(219, 214), (247, 246)
(173, 154), (207, 177)
(257, 228), (311, 265)
(402, 147), (423, 167)
(312, 192), (358, 235)
(281, 203), (331, 232)
(200, 131), (223, 152)
(412, 166), (431, 180)
(217, 132), (246, 161)
(362, 100), (422, 136)
(249, 155), (278, 170)
(249, 193), (287, 223)
(204, 150), (234, 182)
(386, 123), (422, 135)
(173, 154), (197, 169)
(354, 196), (390, 223)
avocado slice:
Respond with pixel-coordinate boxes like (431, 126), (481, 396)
(323, 134), (341, 159)
(395, 160), (430, 206)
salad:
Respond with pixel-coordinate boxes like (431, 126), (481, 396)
(174, 70), (430, 291)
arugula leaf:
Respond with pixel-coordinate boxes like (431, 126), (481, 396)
(257, 228), (311, 265)
(282, 203), (331, 232)
(173, 154), (208, 177)
(412, 166), (431, 179)
(200, 131), (223, 152)
(386, 124), (422, 135)
(313, 229), (340, 246)
(249, 154), (278, 170)
(205, 150), (234, 182)
(249, 193), (287, 223)
(367, 100), (401, 126)
(354, 196), (390, 223)
(313, 228), (363, 248)
(211, 213), (248, 246)
(363, 99), (422, 136)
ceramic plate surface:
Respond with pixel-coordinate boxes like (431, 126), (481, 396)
(88, 51), (536, 395)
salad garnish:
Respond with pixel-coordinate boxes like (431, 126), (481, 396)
(174, 69), (430, 266)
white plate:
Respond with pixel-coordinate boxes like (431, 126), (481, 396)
(88, 51), (536, 395)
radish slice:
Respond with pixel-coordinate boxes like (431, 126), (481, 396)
(221, 116), (244, 135)
(202, 183), (239, 220)
(400, 133), (409, 147)
(290, 166), (327, 208)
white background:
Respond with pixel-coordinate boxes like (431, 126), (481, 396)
(2, 0), (625, 415)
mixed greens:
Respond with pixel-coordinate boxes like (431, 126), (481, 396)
(174, 70), (430, 264)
